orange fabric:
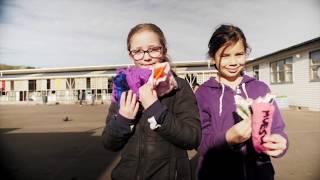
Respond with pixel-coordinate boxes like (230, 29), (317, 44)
(153, 64), (167, 80)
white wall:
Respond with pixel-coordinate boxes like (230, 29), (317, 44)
(248, 49), (320, 111)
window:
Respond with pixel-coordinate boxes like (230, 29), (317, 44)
(86, 78), (91, 89)
(28, 80), (36, 91)
(47, 79), (51, 90)
(270, 57), (293, 84)
(10, 81), (14, 91)
(253, 65), (259, 80)
(310, 50), (320, 81)
(107, 78), (113, 94)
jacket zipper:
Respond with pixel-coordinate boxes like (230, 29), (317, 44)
(135, 122), (142, 180)
(243, 156), (247, 180)
(242, 144), (248, 180)
(135, 118), (145, 180)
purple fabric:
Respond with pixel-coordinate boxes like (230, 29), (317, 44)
(112, 67), (152, 102)
(195, 75), (289, 171)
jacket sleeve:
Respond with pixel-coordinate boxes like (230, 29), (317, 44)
(143, 78), (201, 150)
(101, 102), (135, 152)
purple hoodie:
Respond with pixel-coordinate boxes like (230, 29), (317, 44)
(195, 75), (288, 179)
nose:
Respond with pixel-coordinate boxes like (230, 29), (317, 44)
(229, 56), (238, 65)
(142, 51), (152, 61)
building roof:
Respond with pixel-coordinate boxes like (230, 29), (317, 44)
(247, 36), (320, 65)
(0, 60), (214, 80)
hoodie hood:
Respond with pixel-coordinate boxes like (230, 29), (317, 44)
(200, 74), (257, 117)
(202, 74), (256, 89)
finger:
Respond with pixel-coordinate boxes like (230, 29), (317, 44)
(126, 90), (133, 107)
(133, 102), (139, 115)
(264, 149), (283, 157)
(120, 91), (126, 107)
(263, 142), (286, 150)
(152, 89), (157, 97)
(269, 134), (286, 144)
(144, 83), (152, 91)
(130, 93), (137, 109)
(139, 85), (146, 95)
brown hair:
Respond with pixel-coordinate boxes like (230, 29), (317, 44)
(127, 23), (170, 63)
(207, 24), (251, 70)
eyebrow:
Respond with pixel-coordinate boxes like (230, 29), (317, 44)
(131, 45), (161, 50)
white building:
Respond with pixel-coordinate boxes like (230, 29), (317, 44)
(0, 61), (215, 104)
(246, 37), (320, 111)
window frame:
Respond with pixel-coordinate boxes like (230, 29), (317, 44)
(253, 65), (259, 80)
(270, 57), (293, 84)
(310, 49), (320, 82)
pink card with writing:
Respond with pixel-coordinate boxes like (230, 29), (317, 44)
(251, 102), (275, 153)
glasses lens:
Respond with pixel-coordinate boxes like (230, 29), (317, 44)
(131, 50), (144, 60)
(148, 47), (162, 58)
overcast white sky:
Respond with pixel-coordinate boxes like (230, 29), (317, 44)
(0, 0), (319, 68)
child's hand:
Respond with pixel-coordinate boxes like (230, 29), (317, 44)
(139, 83), (158, 109)
(119, 90), (139, 119)
(262, 134), (287, 157)
(226, 118), (252, 145)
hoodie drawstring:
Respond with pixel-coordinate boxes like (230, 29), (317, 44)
(241, 83), (249, 99)
(219, 84), (225, 116)
(219, 83), (248, 117)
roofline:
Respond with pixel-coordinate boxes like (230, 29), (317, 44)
(0, 64), (132, 75)
(0, 60), (211, 75)
(249, 36), (320, 64)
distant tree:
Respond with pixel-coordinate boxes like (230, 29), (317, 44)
(0, 64), (35, 70)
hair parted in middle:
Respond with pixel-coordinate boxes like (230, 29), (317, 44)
(127, 23), (170, 63)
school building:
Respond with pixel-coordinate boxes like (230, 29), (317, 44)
(1, 37), (319, 111)
(246, 37), (320, 111)
(0, 61), (216, 105)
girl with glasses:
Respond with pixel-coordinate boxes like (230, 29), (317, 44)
(102, 23), (201, 180)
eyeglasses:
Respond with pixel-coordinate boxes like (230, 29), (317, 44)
(130, 46), (162, 60)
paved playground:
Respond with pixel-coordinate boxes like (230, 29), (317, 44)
(0, 104), (319, 180)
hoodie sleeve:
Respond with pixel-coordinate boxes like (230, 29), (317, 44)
(195, 88), (231, 155)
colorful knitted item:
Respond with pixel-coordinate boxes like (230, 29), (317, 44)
(234, 93), (275, 153)
(112, 62), (178, 103)
(251, 101), (275, 153)
(112, 73), (130, 102)
(148, 62), (178, 97)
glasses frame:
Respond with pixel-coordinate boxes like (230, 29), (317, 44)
(129, 46), (163, 61)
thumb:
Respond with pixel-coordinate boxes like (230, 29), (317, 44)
(152, 89), (157, 97)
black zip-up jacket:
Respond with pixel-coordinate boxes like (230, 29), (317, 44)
(102, 77), (201, 180)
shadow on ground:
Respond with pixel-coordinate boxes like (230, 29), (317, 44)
(0, 128), (118, 180)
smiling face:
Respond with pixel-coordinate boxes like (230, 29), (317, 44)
(129, 31), (164, 68)
(213, 40), (246, 81)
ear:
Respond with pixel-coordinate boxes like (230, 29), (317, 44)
(211, 57), (217, 64)
(162, 47), (167, 54)
(211, 58), (218, 70)
(128, 52), (135, 61)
